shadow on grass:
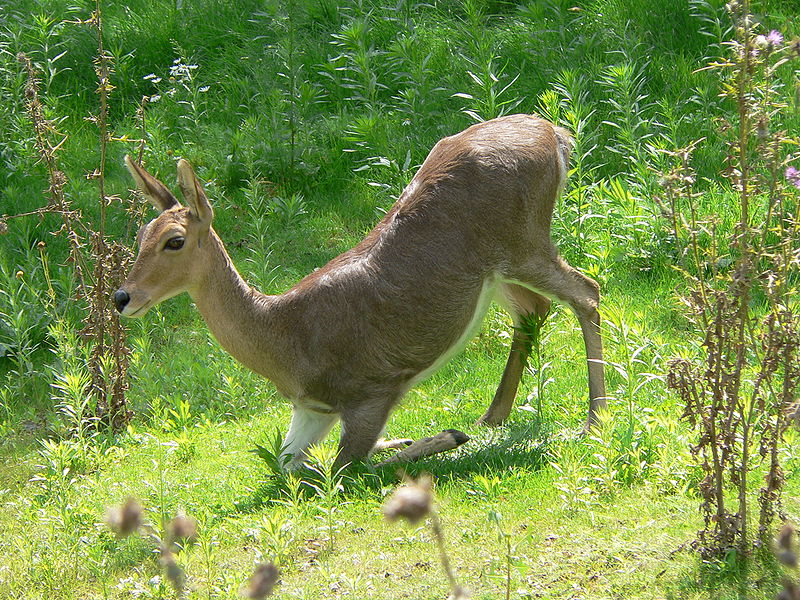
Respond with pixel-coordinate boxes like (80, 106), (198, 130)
(397, 418), (552, 482)
(228, 418), (552, 516)
(665, 544), (786, 600)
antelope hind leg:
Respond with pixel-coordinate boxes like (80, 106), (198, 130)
(479, 284), (551, 426)
(375, 429), (470, 467)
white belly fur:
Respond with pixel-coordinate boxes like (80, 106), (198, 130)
(409, 275), (499, 387)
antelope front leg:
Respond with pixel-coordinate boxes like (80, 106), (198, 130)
(479, 284), (550, 426)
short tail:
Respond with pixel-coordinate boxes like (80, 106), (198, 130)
(552, 125), (574, 192)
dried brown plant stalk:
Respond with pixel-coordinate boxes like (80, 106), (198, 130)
(79, 1), (132, 427)
(663, 0), (800, 559)
(13, 1), (134, 429)
(15, 52), (92, 295)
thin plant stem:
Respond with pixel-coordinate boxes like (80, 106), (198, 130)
(429, 511), (463, 598)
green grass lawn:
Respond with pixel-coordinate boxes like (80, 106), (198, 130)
(2, 362), (799, 599)
(1, 0), (800, 598)
(1, 281), (798, 598)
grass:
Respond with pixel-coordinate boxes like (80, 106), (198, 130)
(0, 284), (787, 599)
(2, 394), (798, 599)
(1, 0), (800, 598)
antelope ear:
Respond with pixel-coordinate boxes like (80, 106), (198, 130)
(176, 158), (213, 226)
(124, 155), (180, 212)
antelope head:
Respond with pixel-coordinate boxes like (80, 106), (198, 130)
(114, 156), (214, 318)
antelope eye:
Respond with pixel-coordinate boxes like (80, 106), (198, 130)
(164, 236), (185, 250)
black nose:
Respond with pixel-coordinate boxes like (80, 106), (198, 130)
(113, 289), (130, 313)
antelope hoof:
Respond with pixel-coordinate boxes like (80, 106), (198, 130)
(581, 417), (598, 435)
(476, 411), (507, 427)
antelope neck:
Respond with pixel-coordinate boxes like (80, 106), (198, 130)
(189, 230), (301, 398)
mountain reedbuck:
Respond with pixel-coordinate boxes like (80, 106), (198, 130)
(114, 114), (607, 469)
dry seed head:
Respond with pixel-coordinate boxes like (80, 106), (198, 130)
(778, 522), (798, 567)
(245, 562), (280, 599)
(383, 474), (433, 524)
(106, 497), (143, 537)
(169, 513), (198, 544)
(0, 219), (7, 235)
(779, 550), (798, 568)
(786, 401), (800, 425)
(756, 116), (769, 141)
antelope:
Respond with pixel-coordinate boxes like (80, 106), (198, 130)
(114, 114), (607, 469)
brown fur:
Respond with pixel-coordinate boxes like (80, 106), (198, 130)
(116, 114), (607, 468)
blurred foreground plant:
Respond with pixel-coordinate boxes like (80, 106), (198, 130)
(777, 522), (800, 599)
(384, 474), (470, 599)
(107, 496), (279, 598)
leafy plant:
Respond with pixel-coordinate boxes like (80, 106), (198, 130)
(453, 55), (522, 123)
(519, 307), (553, 422)
(0, 266), (47, 400)
(549, 441), (596, 512)
(270, 192), (308, 227)
(328, 14), (390, 111)
(598, 58), (656, 187)
(484, 508), (531, 600)
(664, 1), (800, 558)
(252, 428), (292, 476)
(303, 443), (347, 549)
(145, 56), (211, 146)
(549, 69), (602, 258)
(249, 513), (295, 568)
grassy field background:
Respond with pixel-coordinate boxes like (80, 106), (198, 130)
(1, 0), (799, 598)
